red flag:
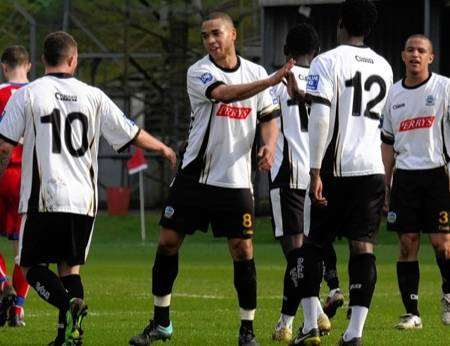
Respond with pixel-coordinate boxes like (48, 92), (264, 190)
(127, 147), (148, 175)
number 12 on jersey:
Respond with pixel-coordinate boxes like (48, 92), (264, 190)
(345, 71), (386, 120)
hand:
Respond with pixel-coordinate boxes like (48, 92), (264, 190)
(267, 58), (296, 86)
(161, 146), (177, 171)
(286, 71), (305, 101)
(309, 172), (327, 207)
(257, 145), (275, 171)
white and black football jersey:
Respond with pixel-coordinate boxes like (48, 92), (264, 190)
(0, 73), (139, 216)
(382, 73), (450, 170)
(182, 55), (279, 189)
(306, 44), (393, 177)
(270, 65), (310, 189)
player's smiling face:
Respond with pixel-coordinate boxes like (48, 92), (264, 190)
(201, 18), (236, 61)
(402, 37), (434, 75)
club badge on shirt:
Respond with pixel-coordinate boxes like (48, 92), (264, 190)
(306, 75), (319, 91)
(199, 72), (213, 84)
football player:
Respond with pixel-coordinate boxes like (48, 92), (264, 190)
(0, 45), (30, 328)
(269, 23), (343, 343)
(289, 1), (393, 345)
(382, 34), (450, 329)
(0, 31), (176, 345)
(130, 11), (294, 346)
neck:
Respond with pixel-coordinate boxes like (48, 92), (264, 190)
(342, 36), (365, 47)
(45, 66), (73, 76)
(293, 55), (311, 67)
(404, 70), (430, 87)
(6, 71), (28, 84)
(213, 51), (238, 70)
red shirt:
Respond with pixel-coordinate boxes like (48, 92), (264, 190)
(0, 83), (27, 167)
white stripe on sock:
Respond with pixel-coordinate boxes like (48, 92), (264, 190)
(154, 294), (171, 307)
(240, 308), (255, 321)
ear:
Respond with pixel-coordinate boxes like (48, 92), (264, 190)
(26, 62), (31, 73)
(1, 63), (7, 75)
(67, 54), (75, 67)
(41, 54), (46, 66)
(401, 50), (407, 64)
(428, 52), (435, 64)
(230, 27), (237, 42)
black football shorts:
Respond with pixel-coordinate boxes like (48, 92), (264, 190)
(387, 166), (450, 234)
(305, 174), (385, 245)
(19, 212), (95, 267)
(269, 187), (305, 238)
(159, 175), (255, 239)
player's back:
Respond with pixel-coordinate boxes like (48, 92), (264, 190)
(21, 75), (103, 215)
(270, 65), (310, 189)
(307, 45), (393, 177)
(2, 73), (137, 216)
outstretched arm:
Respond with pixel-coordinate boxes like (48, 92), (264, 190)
(133, 130), (177, 170)
(210, 59), (295, 103)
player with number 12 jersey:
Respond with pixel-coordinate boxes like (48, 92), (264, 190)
(306, 44), (392, 177)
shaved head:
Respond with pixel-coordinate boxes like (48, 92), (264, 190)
(203, 12), (235, 29)
(404, 34), (433, 53)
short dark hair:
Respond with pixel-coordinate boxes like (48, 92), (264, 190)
(43, 31), (77, 67)
(285, 23), (320, 57)
(404, 34), (434, 53)
(1, 45), (29, 69)
(340, 0), (378, 37)
(203, 12), (235, 28)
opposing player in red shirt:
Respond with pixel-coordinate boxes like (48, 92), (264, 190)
(0, 45), (30, 327)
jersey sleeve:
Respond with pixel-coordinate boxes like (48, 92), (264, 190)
(187, 64), (224, 103)
(381, 92), (395, 145)
(306, 54), (334, 106)
(256, 67), (280, 123)
(99, 91), (140, 152)
(0, 88), (27, 146)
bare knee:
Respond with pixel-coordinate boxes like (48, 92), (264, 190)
(228, 238), (253, 261)
(157, 228), (184, 256)
(430, 234), (450, 260)
(58, 263), (80, 277)
(349, 240), (374, 256)
(279, 234), (303, 259)
(398, 233), (420, 261)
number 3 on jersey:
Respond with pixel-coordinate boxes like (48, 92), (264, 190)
(345, 71), (386, 120)
(41, 108), (89, 157)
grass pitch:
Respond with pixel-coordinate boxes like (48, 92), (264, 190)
(1, 213), (448, 345)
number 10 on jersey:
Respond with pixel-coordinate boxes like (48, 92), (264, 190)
(41, 108), (89, 157)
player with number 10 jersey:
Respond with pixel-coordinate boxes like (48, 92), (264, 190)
(1, 73), (137, 217)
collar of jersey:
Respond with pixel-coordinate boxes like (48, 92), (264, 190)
(209, 55), (241, 72)
(401, 72), (432, 90)
(45, 72), (73, 79)
(8, 82), (28, 86)
(341, 43), (369, 49)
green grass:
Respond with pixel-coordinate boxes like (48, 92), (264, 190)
(1, 213), (449, 345)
